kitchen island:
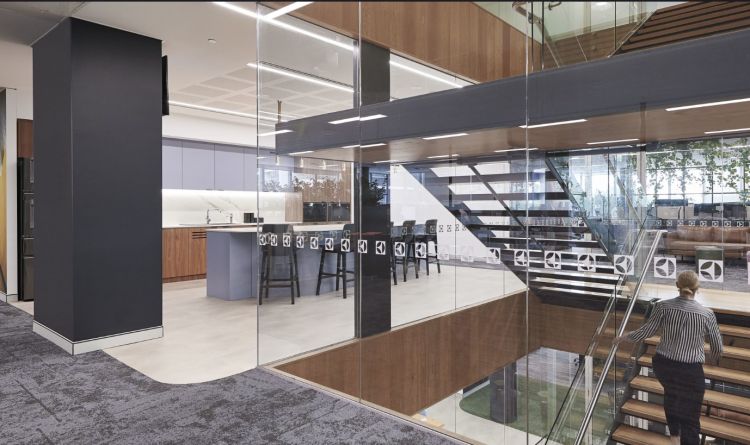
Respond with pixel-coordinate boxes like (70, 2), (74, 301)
(206, 224), (348, 301)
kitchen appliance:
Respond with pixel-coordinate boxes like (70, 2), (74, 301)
(18, 157), (34, 300)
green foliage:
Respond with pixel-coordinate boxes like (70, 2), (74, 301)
(647, 137), (750, 202)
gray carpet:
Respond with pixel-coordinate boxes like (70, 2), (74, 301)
(0, 302), (459, 445)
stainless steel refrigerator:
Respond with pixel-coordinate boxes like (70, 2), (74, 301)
(18, 157), (34, 300)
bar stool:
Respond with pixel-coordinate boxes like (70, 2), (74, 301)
(416, 219), (441, 275)
(316, 224), (356, 299)
(394, 220), (419, 281)
(259, 223), (300, 305)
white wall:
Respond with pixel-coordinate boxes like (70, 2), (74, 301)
(0, 41), (33, 119)
(163, 110), (257, 147)
(162, 189), (288, 227)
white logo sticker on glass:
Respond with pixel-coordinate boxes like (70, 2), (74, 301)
(282, 233), (291, 247)
(487, 247), (501, 264)
(325, 237), (334, 251)
(259, 233), (268, 246)
(358, 239), (368, 254)
(544, 251), (561, 270)
(341, 238), (351, 252)
(296, 235), (305, 249)
(653, 256), (676, 279)
(613, 255), (634, 275)
(310, 236), (319, 250)
(577, 254), (596, 272)
(394, 242), (406, 257)
(415, 242), (427, 259)
(375, 240), (386, 255)
(270, 234), (278, 247)
(698, 259), (723, 283)
(514, 249), (528, 267)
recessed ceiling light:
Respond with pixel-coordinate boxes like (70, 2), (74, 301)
(704, 127), (750, 135)
(214, 2), (353, 51)
(258, 129), (293, 137)
(342, 144), (360, 149)
(520, 119), (587, 129)
(208, 38), (217, 44)
(666, 97), (750, 111)
(248, 62), (353, 93)
(586, 138), (639, 145)
(389, 60), (465, 89)
(494, 148), (539, 152)
(289, 150), (313, 155)
(427, 154), (460, 159)
(329, 114), (387, 125)
(264, 2), (313, 20)
(422, 132), (468, 140)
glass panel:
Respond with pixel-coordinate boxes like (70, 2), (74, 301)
(255, 2), (359, 369)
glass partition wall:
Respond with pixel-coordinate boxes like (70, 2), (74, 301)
(251, 2), (544, 444)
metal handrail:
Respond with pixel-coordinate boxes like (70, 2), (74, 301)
(573, 229), (666, 445)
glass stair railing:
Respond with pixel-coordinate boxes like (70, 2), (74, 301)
(540, 228), (666, 445)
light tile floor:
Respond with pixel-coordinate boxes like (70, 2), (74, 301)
(98, 265), (525, 384)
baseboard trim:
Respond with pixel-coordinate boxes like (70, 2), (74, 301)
(32, 321), (163, 355)
(0, 292), (19, 303)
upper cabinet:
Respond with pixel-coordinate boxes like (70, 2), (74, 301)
(162, 141), (182, 189)
(163, 139), (258, 192)
(182, 141), (215, 190)
(214, 145), (244, 191)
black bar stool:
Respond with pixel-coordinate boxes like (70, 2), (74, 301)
(315, 224), (356, 299)
(259, 223), (300, 305)
(393, 220), (419, 282)
(417, 219), (441, 275)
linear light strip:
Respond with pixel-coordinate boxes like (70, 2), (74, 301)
(258, 129), (293, 137)
(427, 154), (459, 159)
(519, 119), (587, 129)
(422, 132), (468, 140)
(389, 60), (465, 89)
(586, 138), (639, 145)
(289, 150), (313, 155)
(704, 127), (750, 135)
(360, 143), (386, 148)
(374, 159), (401, 164)
(263, 2), (313, 20)
(214, 2), (353, 51)
(494, 148), (539, 153)
(666, 97), (750, 112)
(329, 114), (387, 125)
(168, 101), (276, 126)
(247, 62), (353, 93)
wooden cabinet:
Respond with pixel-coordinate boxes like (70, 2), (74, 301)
(162, 228), (207, 281)
(162, 228), (190, 279)
(187, 229), (207, 276)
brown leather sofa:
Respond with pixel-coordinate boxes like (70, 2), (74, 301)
(664, 225), (750, 259)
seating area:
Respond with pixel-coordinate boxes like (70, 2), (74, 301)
(663, 225), (750, 259)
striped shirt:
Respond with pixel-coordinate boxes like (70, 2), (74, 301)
(626, 297), (723, 364)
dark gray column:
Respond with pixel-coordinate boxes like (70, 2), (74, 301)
(32, 18), (162, 353)
(354, 43), (392, 338)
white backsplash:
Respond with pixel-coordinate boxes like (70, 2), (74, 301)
(162, 189), (287, 227)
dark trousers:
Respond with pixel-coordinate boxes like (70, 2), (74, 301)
(652, 354), (705, 445)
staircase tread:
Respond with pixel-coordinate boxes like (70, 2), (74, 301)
(621, 399), (750, 444)
(639, 354), (750, 387)
(532, 277), (617, 290)
(644, 337), (750, 361)
(635, 3), (750, 37)
(647, 1), (735, 24)
(534, 286), (613, 298)
(621, 17), (750, 52)
(612, 424), (672, 445)
(630, 375), (750, 415)
(631, 9), (750, 43)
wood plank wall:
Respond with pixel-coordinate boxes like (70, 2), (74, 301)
(276, 290), (541, 415)
(17, 119), (33, 158)
(266, 2), (537, 83)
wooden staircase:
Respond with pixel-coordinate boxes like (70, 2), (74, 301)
(616, 1), (750, 55)
(611, 322), (750, 445)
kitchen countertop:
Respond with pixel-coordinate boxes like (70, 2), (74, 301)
(206, 223), (345, 233)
